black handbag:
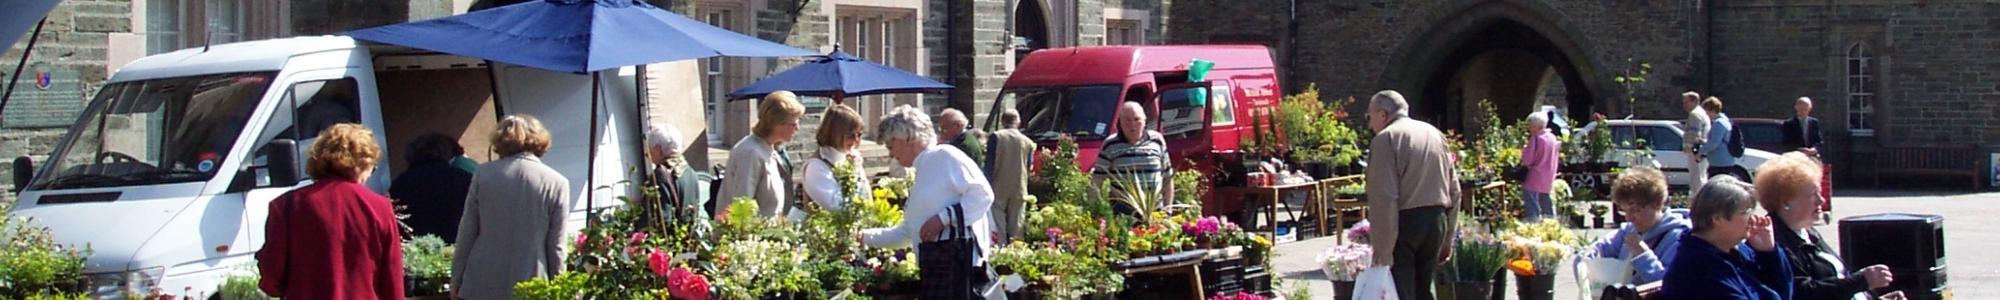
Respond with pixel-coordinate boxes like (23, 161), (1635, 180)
(916, 204), (992, 299)
(1503, 165), (1530, 182)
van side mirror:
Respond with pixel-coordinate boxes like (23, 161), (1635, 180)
(11, 156), (32, 193)
(264, 139), (302, 187)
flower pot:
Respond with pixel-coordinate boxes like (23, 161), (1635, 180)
(1515, 273), (1556, 300)
(1593, 216), (1609, 228)
(1566, 214), (1587, 228)
(1454, 281), (1494, 300)
(1331, 280), (1356, 300)
(1490, 270), (1509, 300)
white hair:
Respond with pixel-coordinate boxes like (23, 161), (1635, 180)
(1370, 90), (1409, 118)
(875, 105), (936, 145)
(1527, 111), (1549, 129)
(938, 108), (969, 127)
(646, 123), (685, 153)
(1796, 97), (1813, 106)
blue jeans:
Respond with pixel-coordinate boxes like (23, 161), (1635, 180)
(1522, 191), (1553, 222)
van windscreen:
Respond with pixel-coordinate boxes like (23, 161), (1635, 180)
(29, 72), (278, 191)
(1005, 85), (1121, 141)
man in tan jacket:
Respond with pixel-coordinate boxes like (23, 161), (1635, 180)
(1363, 90), (1460, 300)
(986, 109), (1038, 241)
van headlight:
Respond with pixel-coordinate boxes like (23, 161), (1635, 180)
(87, 267), (165, 297)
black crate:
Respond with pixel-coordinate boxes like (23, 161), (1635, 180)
(1838, 213), (1947, 295)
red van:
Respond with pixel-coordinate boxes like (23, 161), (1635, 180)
(982, 45), (1282, 214)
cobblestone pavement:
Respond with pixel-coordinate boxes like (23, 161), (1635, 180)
(1269, 189), (1998, 299)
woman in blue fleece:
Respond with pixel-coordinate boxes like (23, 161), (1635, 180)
(1661, 175), (1792, 300)
(1589, 167), (1692, 284)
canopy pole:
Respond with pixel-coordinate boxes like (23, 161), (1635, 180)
(635, 64), (652, 185)
(586, 72), (602, 229)
(1, 18), (48, 121)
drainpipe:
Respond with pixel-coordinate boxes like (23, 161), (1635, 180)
(1284, 0), (1297, 94)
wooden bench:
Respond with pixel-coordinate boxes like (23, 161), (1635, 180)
(1873, 144), (1983, 189)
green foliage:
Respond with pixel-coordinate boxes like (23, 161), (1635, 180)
(1447, 226), (1510, 282)
(1170, 168), (1208, 210)
(403, 235), (453, 280)
(0, 201), (89, 298)
(217, 271), (272, 300)
(513, 272), (590, 300)
(1275, 84), (1365, 167)
(21, 292), (89, 300)
(990, 243), (1126, 300)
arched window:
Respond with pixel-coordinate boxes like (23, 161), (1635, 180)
(1845, 44), (1875, 136)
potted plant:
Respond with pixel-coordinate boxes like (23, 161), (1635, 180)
(1317, 242), (1372, 300)
(402, 235), (454, 298)
(1503, 220), (1580, 300)
(1447, 229), (1509, 300)
(1590, 203), (1614, 229)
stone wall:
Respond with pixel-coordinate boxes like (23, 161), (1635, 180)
(1, 0), (132, 191)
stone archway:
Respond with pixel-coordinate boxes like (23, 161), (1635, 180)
(1013, 0), (1051, 63)
(1382, 1), (1611, 134)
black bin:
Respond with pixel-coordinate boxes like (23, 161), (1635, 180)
(1838, 213), (1947, 299)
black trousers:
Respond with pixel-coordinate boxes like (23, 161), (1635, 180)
(1393, 206), (1448, 300)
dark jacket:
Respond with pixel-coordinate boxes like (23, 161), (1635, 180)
(1781, 116), (1824, 151)
(258, 178), (405, 300)
(390, 160), (474, 243)
(649, 162), (712, 221)
(1774, 213), (1873, 300)
(1661, 233), (1793, 300)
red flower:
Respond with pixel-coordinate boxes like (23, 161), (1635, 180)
(666, 267), (712, 300)
(649, 249), (671, 277)
(575, 234), (589, 248)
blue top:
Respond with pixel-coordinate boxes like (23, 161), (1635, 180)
(1661, 233), (1793, 300)
(1590, 209), (1693, 284)
(1703, 113), (1738, 167)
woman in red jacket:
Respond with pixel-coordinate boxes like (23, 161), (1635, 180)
(257, 123), (404, 299)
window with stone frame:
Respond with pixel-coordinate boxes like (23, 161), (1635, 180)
(698, 2), (750, 146)
(836, 6), (921, 125)
(146, 0), (272, 54)
(1845, 43), (1875, 136)
(1106, 19), (1142, 45)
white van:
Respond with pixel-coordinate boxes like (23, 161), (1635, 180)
(5, 36), (646, 298)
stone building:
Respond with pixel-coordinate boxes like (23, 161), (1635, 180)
(1171, 0), (1999, 184)
(0, 0), (1172, 189)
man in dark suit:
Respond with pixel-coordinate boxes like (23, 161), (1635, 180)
(1780, 97), (1824, 157)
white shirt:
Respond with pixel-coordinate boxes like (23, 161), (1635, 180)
(861, 145), (996, 265)
(803, 147), (870, 211)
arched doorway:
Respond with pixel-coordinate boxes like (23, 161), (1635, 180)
(1383, 2), (1608, 135)
(1013, 0), (1050, 63)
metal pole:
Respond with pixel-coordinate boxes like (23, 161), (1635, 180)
(1, 18), (49, 121)
(587, 72), (602, 228)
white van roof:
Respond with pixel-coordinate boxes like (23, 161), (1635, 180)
(110, 36), (360, 82)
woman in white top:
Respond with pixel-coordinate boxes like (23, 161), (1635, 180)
(803, 105), (871, 211)
(859, 105), (996, 298)
(720, 91), (805, 218)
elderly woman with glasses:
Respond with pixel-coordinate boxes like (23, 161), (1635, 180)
(801, 105), (872, 211)
(1758, 152), (1893, 300)
(1661, 175), (1793, 300)
(858, 105), (996, 299)
(1588, 166), (1692, 285)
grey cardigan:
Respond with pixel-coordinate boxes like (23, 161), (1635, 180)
(451, 153), (570, 299)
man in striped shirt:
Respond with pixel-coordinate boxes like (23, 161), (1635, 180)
(1092, 101), (1175, 215)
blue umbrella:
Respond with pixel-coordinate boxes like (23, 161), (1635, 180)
(0, 0), (60, 47)
(343, 0), (813, 74)
(728, 50), (952, 101)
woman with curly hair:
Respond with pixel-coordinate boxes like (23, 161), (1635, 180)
(257, 123), (404, 300)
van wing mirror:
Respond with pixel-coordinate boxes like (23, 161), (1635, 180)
(11, 156), (33, 193)
(1156, 82), (1213, 107)
(264, 139), (302, 187)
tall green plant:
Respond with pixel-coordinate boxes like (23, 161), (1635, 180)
(0, 201), (89, 298)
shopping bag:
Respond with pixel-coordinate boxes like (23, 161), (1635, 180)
(1577, 257), (1634, 300)
(1352, 266), (1399, 300)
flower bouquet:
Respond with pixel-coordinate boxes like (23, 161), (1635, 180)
(1317, 243), (1373, 282)
(1346, 220), (1373, 244)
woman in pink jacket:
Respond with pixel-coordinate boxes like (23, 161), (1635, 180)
(1520, 112), (1561, 221)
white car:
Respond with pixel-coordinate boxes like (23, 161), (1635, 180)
(1576, 119), (1776, 190)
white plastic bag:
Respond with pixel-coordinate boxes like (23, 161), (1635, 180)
(1351, 266), (1399, 300)
(1576, 257), (1634, 300)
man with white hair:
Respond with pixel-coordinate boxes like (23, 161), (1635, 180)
(1363, 90), (1459, 300)
(1681, 91), (1711, 191)
(1520, 112), (1561, 221)
(1091, 101), (1174, 216)
(937, 108), (985, 167)
(645, 123), (710, 221)
(985, 109), (1037, 240)
(1781, 97), (1824, 157)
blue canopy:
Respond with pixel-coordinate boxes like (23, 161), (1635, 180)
(1, 0), (61, 47)
(728, 51), (952, 100)
(343, 0), (813, 74)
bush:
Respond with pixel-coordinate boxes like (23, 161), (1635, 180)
(0, 201), (89, 298)
(217, 271), (272, 300)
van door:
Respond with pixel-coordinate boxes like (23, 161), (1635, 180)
(240, 69), (369, 248)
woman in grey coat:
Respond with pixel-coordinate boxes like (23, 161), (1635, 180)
(452, 115), (571, 299)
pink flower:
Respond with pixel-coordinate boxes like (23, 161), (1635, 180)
(575, 234), (589, 248)
(666, 267), (711, 300)
(648, 249), (671, 277)
(1045, 227), (1064, 241)
(629, 231), (649, 244)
